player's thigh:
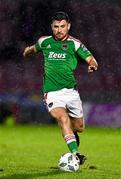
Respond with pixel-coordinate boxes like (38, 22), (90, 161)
(70, 116), (85, 132)
(50, 107), (69, 124)
(67, 89), (83, 118)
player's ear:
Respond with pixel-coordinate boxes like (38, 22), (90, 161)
(68, 23), (71, 30)
(51, 23), (53, 29)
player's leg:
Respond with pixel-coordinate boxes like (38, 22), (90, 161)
(70, 116), (85, 146)
(66, 88), (85, 146)
(70, 116), (87, 164)
(44, 89), (86, 164)
(71, 116), (85, 145)
(44, 90), (78, 154)
(66, 89), (87, 164)
(74, 132), (80, 147)
(50, 107), (78, 154)
(70, 116), (85, 133)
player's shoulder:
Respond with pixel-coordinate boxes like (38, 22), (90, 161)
(38, 35), (52, 45)
(68, 35), (82, 51)
(68, 35), (81, 44)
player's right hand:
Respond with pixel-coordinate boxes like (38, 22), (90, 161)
(88, 65), (97, 73)
(23, 47), (30, 57)
(23, 45), (36, 56)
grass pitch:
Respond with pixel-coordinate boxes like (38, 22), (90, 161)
(0, 124), (121, 179)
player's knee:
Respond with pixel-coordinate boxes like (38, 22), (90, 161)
(60, 116), (69, 125)
(76, 121), (85, 133)
(58, 115), (69, 127)
(78, 125), (85, 132)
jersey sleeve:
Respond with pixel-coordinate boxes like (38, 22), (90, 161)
(34, 37), (43, 53)
(73, 39), (92, 60)
(76, 43), (92, 60)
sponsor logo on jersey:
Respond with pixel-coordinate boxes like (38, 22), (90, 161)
(48, 52), (66, 60)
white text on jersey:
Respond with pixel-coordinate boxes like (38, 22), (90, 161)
(48, 52), (66, 60)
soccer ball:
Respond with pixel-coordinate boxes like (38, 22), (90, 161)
(58, 153), (80, 172)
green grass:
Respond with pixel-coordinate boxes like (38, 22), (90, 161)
(0, 124), (121, 179)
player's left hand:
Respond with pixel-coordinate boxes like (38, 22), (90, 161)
(88, 65), (97, 73)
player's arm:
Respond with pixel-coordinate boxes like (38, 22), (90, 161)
(85, 55), (98, 73)
(23, 37), (43, 57)
(76, 42), (98, 73)
(23, 45), (37, 57)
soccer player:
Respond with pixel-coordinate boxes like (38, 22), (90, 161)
(23, 11), (98, 165)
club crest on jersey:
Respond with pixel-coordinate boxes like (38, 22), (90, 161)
(62, 44), (68, 50)
(80, 44), (88, 51)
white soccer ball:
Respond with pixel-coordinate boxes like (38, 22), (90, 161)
(58, 152), (80, 172)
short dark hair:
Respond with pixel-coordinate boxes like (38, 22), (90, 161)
(51, 11), (70, 23)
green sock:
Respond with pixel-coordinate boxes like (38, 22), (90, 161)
(64, 134), (78, 153)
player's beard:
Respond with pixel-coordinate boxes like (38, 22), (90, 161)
(55, 33), (67, 41)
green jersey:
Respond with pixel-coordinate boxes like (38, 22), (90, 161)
(35, 35), (91, 93)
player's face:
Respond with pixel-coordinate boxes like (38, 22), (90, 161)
(51, 20), (71, 41)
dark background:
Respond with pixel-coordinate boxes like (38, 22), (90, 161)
(0, 0), (121, 124)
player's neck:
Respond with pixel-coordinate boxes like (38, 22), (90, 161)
(54, 34), (69, 41)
